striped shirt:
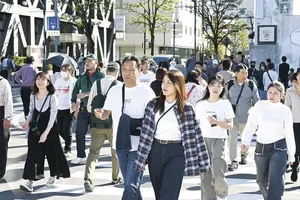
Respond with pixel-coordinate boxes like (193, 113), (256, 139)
(134, 98), (210, 176)
(0, 77), (13, 119)
(15, 64), (39, 86)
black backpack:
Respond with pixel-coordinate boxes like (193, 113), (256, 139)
(226, 79), (254, 92)
(91, 79), (118, 128)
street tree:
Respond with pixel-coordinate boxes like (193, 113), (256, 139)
(124, 0), (178, 56)
(61, 0), (112, 53)
(228, 20), (249, 54)
(197, 0), (245, 56)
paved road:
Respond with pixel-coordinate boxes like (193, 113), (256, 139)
(0, 86), (300, 200)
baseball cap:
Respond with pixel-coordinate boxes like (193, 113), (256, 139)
(170, 61), (176, 67)
(83, 53), (98, 61)
(212, 59), (219, 65)
(107, 62), (120, 71)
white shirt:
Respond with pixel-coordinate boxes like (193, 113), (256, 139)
(139, 71), (156, 87)
(263, 70), (278, 91)
(0, 77), (13, 119)
(185, 82), (206, 108)
(242, 101), (295, 162)
(154, 101), (181, 140)
(55, 77), (77, 112)
(196, 99), (235, 138)
(103, 83), (156, 150)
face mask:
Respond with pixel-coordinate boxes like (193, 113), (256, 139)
(261, 67), (265, 71)
(61, 71), (68, 78)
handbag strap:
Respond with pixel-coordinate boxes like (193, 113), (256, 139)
(267, 71), (273, 82)
(97, 79), (102, 95)
(34, 94), (50, 122)
(187, 85), (196, 99)
(154, 103), (176, 133)
(106, 80), (117, 96)
(235, 83), (245, 106)
(122, 84), (125, 113)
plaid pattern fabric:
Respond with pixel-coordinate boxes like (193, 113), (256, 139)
(134, 98), (210, 176)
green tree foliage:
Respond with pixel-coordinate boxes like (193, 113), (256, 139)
(61, 0), (112, 53)
(124, 0), (178, 56)
(197, 0), (245, 55)
(228, 20), (249, 54)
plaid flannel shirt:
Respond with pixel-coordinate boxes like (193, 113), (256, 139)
(134, 98), (210, 176)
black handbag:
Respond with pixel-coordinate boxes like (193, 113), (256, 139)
(29, 94), (49, 137)
(121, 84), (143, 136)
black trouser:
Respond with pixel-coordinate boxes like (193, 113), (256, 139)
(291, 123), (300, 171)
(20, 86), (32, 117)
(148, 140), (185, 200)
(75, 109), (91, 158)
(280, 76), (289, 90)
(57, 109), (74, 152)
(0, 70), (8, 80)
(0, 106), (9, 178)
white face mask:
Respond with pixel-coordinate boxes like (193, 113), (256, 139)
(61, 71), (69, 79)
(261, 67), (265, 71)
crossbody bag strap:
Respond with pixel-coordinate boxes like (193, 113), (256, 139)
(267, 71), (273, 82)
(187, 85), (196, 99)
(105, 80), (117, 96)
(235, 84), (245, 106)
(36, 94), (50, 122)
(154, 103), (176, 133)
(121, 84), (125, 113)
(97, 79), (102, 95)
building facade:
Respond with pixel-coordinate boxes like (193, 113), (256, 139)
(115, 0), (203, 60)
(0, 0), (115, 64)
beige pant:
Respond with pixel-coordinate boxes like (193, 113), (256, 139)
(228, 123), (247, 162)
(84, 128), (120, 183)
(201, 138), (228, 200)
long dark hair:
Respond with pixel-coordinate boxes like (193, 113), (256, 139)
(201, 75), (225, 101)
(156, 70), (186, 117)
(32, 72), (55, 94)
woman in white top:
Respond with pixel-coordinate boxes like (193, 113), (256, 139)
(196, 75), (235, 200)
(54, 64), (77, 157)
(185, 69), (206, 108)
(262, 63), (278, 99)
(285, 72), (300, 182)
(135, 70), (210, 200)
(241, 81), (295, 200)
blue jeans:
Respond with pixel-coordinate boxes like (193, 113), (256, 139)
(117, 151), (143, 200)
(254, 139), (287, 200)
(75, 110), (91, 158)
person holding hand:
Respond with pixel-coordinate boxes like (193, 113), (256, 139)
(20, 72), (70, 193)
(241, 81), (295, 200)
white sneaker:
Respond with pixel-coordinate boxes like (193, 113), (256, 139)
(65, 151), (72, 158)
(71, 157), (87, 165)
(20, 180), (33, 192)
(46, 177), (56, 187)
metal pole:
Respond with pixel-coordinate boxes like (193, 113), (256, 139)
(163, 29), (166, 54)
(54, 0), (60, 52)
(173, 21), (175, 58)
(194, 0), (197, 56)
(43, 0), (47, 72)
(143, 7), (146, 55)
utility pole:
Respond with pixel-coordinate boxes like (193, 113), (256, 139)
(42, 0), (47, 72)
(193, 0), (197, 56)
(173, 21), (176, 58)
(54, 0), (60, 52)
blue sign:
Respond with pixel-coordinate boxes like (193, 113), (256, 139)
(47, 16), (60, 31)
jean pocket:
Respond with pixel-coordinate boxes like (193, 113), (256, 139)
(274, 140), (287, 151)
(254, 145), (263, 156)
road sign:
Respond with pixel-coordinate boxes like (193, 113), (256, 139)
(47, 16), (60, 31)
(280, 3), (290, 13)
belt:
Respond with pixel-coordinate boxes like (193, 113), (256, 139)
(154, 138), (181, 144)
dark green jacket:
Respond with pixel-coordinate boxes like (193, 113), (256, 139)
(71, 70), (105, 107)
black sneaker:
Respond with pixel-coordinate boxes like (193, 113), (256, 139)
(291, 169), (298, 182)
(228, 161), (239, 171)
(111, 177), (123, 185)
(239, 155), (247, 165)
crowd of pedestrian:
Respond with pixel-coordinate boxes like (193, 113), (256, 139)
(0, 52), (299, 200)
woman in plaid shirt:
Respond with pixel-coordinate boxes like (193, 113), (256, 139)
(134, 70), (210, 200)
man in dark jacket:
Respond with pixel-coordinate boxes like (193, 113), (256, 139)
(71, 54), (105, 165)
(279, 56), (290, 89)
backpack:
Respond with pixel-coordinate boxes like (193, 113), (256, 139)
(7, 59), (14, 70)
(226, 79), (254, 92)
(91, 79), (118, 128)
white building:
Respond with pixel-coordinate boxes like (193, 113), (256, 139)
(250, 0), (300, 70)
(115, 0), (203, 60)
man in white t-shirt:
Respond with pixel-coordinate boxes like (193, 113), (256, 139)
(138, 58), (156, 87)
(263, 63), (278, 91)
(96, 56), (155, 200)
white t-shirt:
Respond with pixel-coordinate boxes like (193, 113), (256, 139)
(195, 99), (235, 138)
(103, 83), (156, 150)
(154, 101), (181, 140)
(139, 71), (156, 87)
(55, 77), (76, 110)
(263, 70), (278, 91)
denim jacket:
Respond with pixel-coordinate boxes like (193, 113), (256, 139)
(134, 98), (210, 176)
